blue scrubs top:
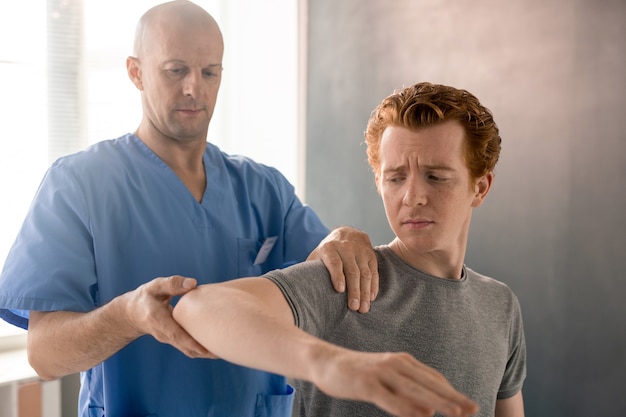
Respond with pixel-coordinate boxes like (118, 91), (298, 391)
(0, 134), (329, 417)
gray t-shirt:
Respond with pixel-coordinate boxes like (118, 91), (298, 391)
(265, 245), (526, 417)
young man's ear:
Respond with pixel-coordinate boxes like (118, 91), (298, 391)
(126, 56), (143, 90)
(471, 172), (494, 208)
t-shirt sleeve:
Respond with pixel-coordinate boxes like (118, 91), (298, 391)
(264, 260), (348, 339)
(497, 293), (527, 399)
(0, 161), (99, 328)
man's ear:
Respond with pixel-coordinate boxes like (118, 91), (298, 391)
(471, 171), (494, 208)
(126, 56), (143, 90)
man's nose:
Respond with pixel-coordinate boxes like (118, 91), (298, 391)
(182, 70), (201, 96)
(402, 179), (427, 207)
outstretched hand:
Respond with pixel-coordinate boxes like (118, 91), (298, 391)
(123, 275), (217, 359)
(307, 226), (379, 313)
(312, 349), (479, 417)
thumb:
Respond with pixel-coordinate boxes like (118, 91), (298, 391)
(166, 275), (198, 295)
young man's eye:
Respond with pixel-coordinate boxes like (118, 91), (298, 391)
(427, 174), (447, 182)
(386, 176), (404, 184)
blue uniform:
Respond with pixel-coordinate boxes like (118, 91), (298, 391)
(0, 134), (329, 417)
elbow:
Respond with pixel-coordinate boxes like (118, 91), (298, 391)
(173, 284), (235, 341)
(172, 294), (189, 325)
(173, 286), (207, 327)
(173, 285), (228, 353)
(27, 343), (61, 381)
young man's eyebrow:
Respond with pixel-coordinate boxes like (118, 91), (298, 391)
(383, 164), (455, 174)
(421, 164), (456, 171)
(381, 166), (405, 175)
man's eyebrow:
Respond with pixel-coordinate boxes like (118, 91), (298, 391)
(422, 164), (456, 171)
(382, 164), (456, 174)
(163, 60), (223, 68)
(381, 166), (405, 175)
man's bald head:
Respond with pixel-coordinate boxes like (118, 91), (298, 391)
(133, 0), (223, 59)
(127, 0), (224, 146)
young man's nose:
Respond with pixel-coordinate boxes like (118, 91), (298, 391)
(402, 179), (427, 207)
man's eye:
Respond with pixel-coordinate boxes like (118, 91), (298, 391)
(166, 68), (186, 76)
(387, 176), (403, 184)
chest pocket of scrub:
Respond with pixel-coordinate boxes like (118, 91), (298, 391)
(86, 407), (104, 417)
(255, 385), (295, 417)
(237, 237), (277, 277)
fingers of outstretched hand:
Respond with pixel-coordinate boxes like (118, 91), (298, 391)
(376, 354), (479, 417)
(332, 353), (477, 417)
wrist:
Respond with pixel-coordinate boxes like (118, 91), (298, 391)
(300, 338), (344, 383)
(110, 292), (145, 340)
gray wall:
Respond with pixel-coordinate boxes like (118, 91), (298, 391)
(305, 1), (626, 416)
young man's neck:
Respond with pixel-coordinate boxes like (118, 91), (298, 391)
(388, 239), (466, 280)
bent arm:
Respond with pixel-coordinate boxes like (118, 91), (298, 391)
(28, 276), (210, 380)
(495, 391), (524, 417)
(173, 278), (478, 417)
(28, 298), (140, 380)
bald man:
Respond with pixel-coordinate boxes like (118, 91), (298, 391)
(0, 1), (378, 415)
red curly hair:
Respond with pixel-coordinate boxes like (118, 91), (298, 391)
(365, 82), (501, 186)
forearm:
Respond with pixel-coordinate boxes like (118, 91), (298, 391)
(173, 278), (335, 382)
(495, 391), (524, 417)
(27, 294), (141, 380)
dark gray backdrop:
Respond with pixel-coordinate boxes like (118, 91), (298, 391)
(304, 1), (626, 415)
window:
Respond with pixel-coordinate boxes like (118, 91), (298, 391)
(0, 0), (302, 338)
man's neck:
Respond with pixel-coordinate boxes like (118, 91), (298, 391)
(135, 129), (207, 202)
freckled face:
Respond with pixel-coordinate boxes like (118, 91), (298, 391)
(378, 121), (487, 264)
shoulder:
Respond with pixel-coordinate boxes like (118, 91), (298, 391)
(265, 260), (331, 288)
(264, 261), (337, 306)
(466, 267), (515, 294)
(31, 135), (149, 214)
(49, 134), (137, 177)
(264, 261), (346, 334)
(206, 143), (293, 189)
(465, 267), (523, 313)
(373, 245), (411, 276)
